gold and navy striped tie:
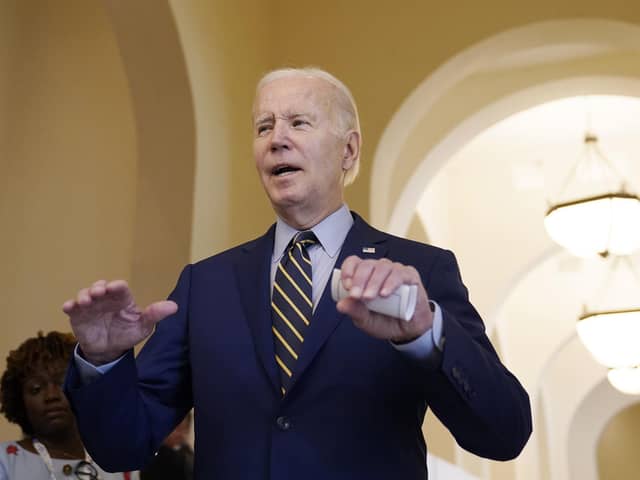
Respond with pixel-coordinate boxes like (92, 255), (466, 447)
(272, 230), (317, 395)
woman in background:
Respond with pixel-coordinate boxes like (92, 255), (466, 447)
(0, 331), (137, 479)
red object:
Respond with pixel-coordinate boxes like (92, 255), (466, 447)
(123, 472), (131, 480)
(6, 445), (18, 455)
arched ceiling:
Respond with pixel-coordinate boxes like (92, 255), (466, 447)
(371, 19), (640, 235)
(418, 93), (640, 480)
(372, 18), (640, 480)
(101, 0), (196, 306)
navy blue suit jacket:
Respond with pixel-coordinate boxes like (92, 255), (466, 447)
(65, 213), (531, 479)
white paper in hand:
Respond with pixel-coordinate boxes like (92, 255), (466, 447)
(331, 268), (417, 321)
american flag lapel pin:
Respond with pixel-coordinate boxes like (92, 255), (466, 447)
(362, 246), (376, 254)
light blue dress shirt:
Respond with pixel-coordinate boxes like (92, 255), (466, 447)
(271, 204), (443, 362)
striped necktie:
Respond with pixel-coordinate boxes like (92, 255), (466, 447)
(271, 230), (317, 395)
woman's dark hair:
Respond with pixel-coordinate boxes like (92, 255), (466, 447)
(0, 331), (76, 435)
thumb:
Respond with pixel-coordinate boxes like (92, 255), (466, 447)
(141, 300), (179, 326)
(336, 297), (370, 322)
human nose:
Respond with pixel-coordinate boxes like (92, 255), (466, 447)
(269, 120), (291, 153)
(43, 381), (64, 401)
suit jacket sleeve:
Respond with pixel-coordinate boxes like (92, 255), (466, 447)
(64, 265), (194, 472)
(416, 248), (532, 460)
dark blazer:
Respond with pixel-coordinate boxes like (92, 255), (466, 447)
(65, 213), (531, 480)
(140, 444), (193, 480)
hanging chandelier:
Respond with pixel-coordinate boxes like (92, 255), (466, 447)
(607, 366), (640, 395)
(575, 257), (640, 395)
(576, 307), (640, 369)
(544, 133), (640, 258)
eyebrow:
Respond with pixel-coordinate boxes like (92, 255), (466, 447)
(255, 112), (316, 124)
(255, 113), (274, 125)
(284, 112), (315, 121)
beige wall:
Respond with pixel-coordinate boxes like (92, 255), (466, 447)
(169, 0), (274, 260)
(0, 0), (273, 441)
(101, 0), (196, 308)
(0, 0), (137, 440)
(598, 403), (640, 479)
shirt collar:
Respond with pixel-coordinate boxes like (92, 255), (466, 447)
(272, 205), (354, 263)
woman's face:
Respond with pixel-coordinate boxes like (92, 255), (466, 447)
(22, 361), (75, 437)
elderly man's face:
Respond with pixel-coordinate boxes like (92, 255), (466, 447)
(253, 76), (354, 229)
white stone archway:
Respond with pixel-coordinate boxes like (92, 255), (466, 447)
(370, 19), (640, 235)
(370, 18), (640, 480)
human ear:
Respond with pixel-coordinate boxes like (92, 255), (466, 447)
(342, 130), (360, 171)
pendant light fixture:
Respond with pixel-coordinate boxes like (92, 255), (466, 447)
(544, 133), (640, 258)
(575, 257), (640, 395)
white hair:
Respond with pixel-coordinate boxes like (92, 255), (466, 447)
(255, 67), (361, 186)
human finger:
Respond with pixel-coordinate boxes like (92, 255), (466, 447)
(339, 255), (363, 290)
(99, 280), (134, 305)
(361, 259), (394, 300)
(336, 296), (370, 323)
(105, 279), (130, 295)
(346, 259), (377, 299)
(349, 258), (395, 299)
(377, 263), (419, 296)
(88, 279), (108, 298)
(76, 288), (93, 306)
(141, 300), (179, 326)
(62, 299), (77, 315)
(378, 271), (402, 297)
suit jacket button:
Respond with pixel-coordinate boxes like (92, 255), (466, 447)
(276, 416), (292, 431)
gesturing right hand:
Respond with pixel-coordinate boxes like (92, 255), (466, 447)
(62, 280), (178, 365)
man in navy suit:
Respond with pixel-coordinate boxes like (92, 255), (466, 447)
(63, 68), (532, 479)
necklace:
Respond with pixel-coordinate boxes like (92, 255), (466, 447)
(31, 437), (100, 480)
(34, 440), (81, 460)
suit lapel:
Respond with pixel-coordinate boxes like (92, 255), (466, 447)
(233, 225), (281, 396)
(287, 213), (389, 393)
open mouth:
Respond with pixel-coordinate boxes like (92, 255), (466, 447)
(272, 164), (301, 176)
